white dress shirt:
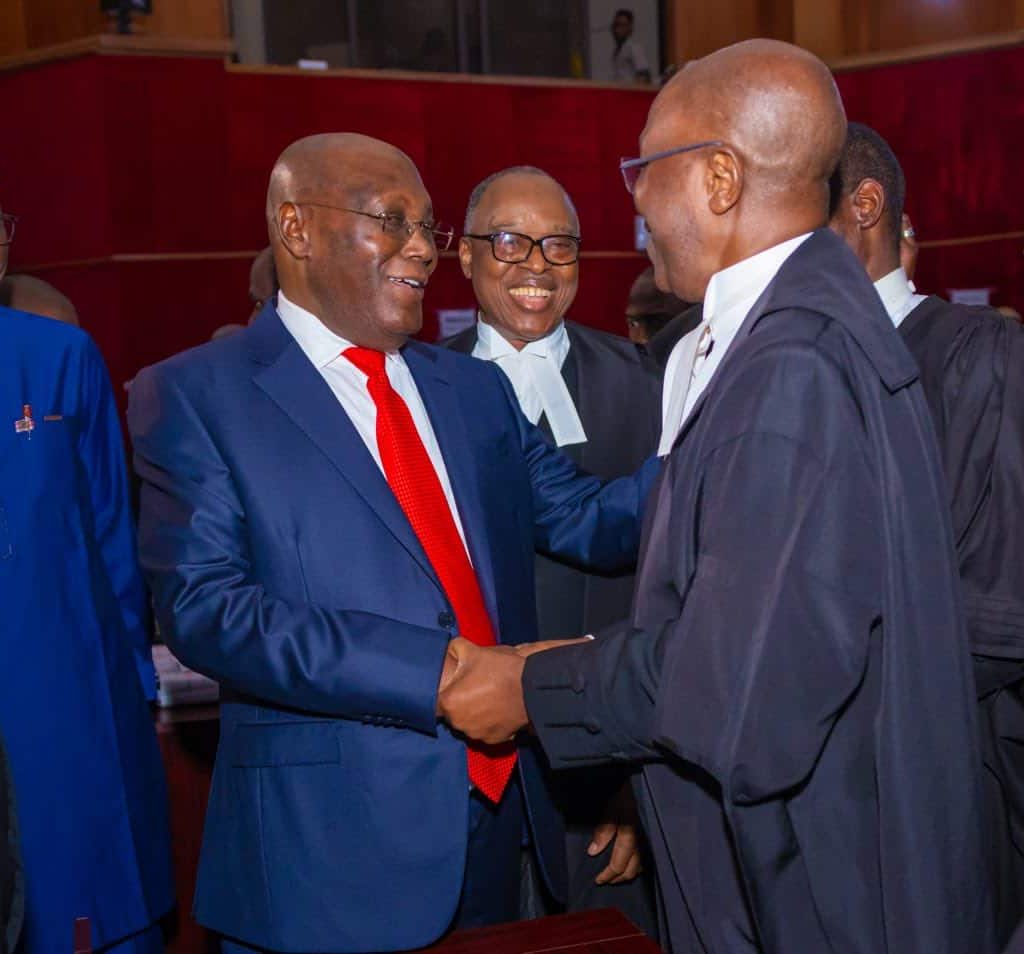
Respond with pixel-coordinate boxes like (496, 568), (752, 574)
(875, 267), (927, 328)
(658, 233), (812, 456)
(472, 318), (588, 447)
(276, 290), (469, 549)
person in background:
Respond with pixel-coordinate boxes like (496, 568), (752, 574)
(439, 40), (993, 954)
(0, 204), (173, 953)
(830, 120), (1024, 947)
(248, 245), (277, 320)
(129, 133), (657, 954)
(0, 273), (79, 326)
(610, 10), (651, 85)
(623, 265), (695, 353)
(446, 165), (659, 934)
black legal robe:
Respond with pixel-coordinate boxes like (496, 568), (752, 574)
(900, 296), (1024, 945)
(445, 321), (661, 930)
(524, 231), (993, 953)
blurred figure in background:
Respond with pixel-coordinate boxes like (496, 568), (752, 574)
(0, 273), (78, 326)
(610, 10), (651, 85)
(623, 265), (695, 356)
(248, 245), (278, 320)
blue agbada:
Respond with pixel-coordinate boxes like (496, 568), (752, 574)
(0, 307), (173, 953)
(524, 230), (994, 953)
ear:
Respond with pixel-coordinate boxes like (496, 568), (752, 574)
(275, 202), (312, 260)
(850, 178), (885, 232)
(706, 148), (742, 216)
(458, 236), (474, 278)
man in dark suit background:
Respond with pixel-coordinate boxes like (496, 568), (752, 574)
(438, 40), (993, 953)
(129, 134), (657, 954)
(830, 122), (1024, 946)
(445, 166), (658, 932)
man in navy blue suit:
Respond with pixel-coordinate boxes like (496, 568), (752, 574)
(0, 204), (173, 953)
(128, 133), (656, 954)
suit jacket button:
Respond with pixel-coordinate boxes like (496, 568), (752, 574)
(583, 717), (601, 734)
(438, 610), (456, 629)
(572, 672), (586, 693)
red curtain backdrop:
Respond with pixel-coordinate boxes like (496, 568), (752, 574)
(1, 45), (1021, 401)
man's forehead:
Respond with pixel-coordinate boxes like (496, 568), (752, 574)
(478, 177), (574, 223)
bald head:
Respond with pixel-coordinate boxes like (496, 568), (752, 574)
(654, 39), (845, 194)
(266, 133), (421, 227)
(0, 274), (79, 326)
(264, 132), (438, 350)
(633, 40), (846, 301)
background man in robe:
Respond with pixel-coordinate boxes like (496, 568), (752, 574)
(830, 120), (1024, 946)
(129, 133), (657, 954)
(0, 202), (173, 953)
(437, 39), (993, 953)
(446, 166), (658, 931)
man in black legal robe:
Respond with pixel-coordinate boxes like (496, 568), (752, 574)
(831, 121), (1024, 946)
(446, 166), (659, 932)
(435, 40), (994, 954)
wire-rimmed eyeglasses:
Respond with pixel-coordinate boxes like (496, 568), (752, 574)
(464, 231), (581, 266)
(298, 203), (454, 251)
(0, 213), (18, 247)
(619, 140), (724, 195)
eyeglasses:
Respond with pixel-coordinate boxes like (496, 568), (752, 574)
(0, 213), (18, 247)
(619, 140), (724, 195)
(298, 203), (454, 251)
(464, 231), (581, 266)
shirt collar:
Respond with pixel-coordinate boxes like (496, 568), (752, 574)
(277, 290), (402, 369)
(702, 232), (813, 330)
(874, 267), (919, 327)
(475, 316), (571, 369)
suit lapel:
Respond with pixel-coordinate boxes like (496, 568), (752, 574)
(250, 325), (441, 591)
(404, 344), (503, 634)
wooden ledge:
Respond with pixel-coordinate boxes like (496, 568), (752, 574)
(15, 248), (646, 274)
(830, 30), (1024, 73)
(0, 33), (234, 73)
(225, 61), (656, 92)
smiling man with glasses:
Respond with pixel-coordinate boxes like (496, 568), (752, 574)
(444, 166), (660, 935)
(129, 134), (660, 954)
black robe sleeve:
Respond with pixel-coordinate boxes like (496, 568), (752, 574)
(525, 339), (881, 804)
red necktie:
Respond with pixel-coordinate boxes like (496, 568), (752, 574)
(344, 347), (517, 803)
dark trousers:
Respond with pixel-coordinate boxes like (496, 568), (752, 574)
(220, 782), (524, 953)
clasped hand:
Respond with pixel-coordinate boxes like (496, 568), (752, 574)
(436, 636), (588, 744)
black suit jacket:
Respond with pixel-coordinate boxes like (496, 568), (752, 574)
(445, 321), (661, 639)
(524, 231), (992, 953)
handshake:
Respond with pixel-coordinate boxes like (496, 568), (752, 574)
(435, 636), (590, 744)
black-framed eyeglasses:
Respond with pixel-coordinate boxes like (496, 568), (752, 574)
(619, 140), (724, 195)
(464, 231), (581, 266)
(0, 213), (18, 247)
(298, 202), (454, 251)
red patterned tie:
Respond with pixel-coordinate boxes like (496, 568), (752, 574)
(344, 347), (517, 803)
